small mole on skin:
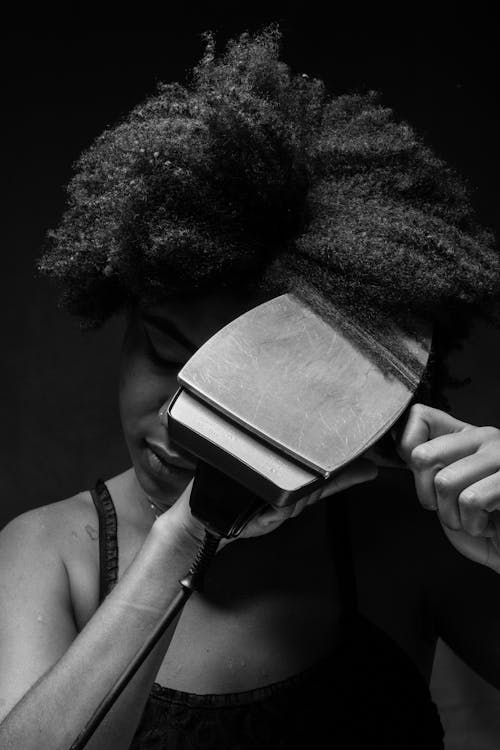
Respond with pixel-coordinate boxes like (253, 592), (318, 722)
(85, 524), (98, 541)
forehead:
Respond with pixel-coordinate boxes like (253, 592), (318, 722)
(140, 287), (267, 349)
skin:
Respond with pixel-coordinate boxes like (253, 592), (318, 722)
(393, 405), (500, 573)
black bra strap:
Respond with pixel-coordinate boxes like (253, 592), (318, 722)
(326, 494), (358, 617)
(90, 478), (119, 605)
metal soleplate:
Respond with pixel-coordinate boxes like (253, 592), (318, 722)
(175, 294), (431, 478)
(168, 389), (321, 506)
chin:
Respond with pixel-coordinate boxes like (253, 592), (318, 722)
(133, 456), (194, 505)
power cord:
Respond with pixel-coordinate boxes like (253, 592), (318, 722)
(68, 529), (221, 750)
(68, 461), (266, 749)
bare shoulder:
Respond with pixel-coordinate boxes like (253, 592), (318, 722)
(0, 490), (96, 557)
(1, 490), (100, 614)
(1, 471), (148, 636)
(0, 486), (129, 720)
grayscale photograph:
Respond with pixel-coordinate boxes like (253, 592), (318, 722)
(2, 11), (499, 749)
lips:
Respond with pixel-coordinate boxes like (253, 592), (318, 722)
(145, 440), (197, 472)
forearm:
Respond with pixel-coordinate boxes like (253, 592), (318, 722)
(0, 517), (202, 750)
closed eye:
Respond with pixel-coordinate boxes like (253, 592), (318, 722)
(141, 312), (195, 350)
(142, 319), (193, 365)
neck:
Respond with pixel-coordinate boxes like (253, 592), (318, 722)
(107, 467), (174, 524)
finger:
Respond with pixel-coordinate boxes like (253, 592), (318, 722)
(412, 427), (492, 465)
(409, 430), (486, 513)
(319, 459), (379, 500)
(253, 501), (297, 529)
(290, 460), (376, 514)
(395, 403), (471, 465)
(412, 430), (500, 516)
(275, 494), (311, 522)
(440, 524), (493, 567)
(158, 478), (208, 542)
(240, 459), (378, 536)
(459, 470), (500, 536)
(486, 511), (500, 545)
(294, 489), (322, 514)
(237, 508), (285, 538)
(271, 492), (314, 521)
(434, 453), (500, 531)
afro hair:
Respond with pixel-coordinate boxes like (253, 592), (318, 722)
(39, 25), (500, 408)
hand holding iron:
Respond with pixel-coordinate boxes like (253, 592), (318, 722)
(392, 403), (500, 573)
(161, 457), (378, 546)
(230, 457), (379, 540)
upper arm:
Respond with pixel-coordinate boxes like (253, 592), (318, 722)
(0, 509), (78, 722)
(427, 525), (500, 690)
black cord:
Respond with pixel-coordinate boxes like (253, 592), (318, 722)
(68, 529), (220, 750)
(179, 529), (222, 593)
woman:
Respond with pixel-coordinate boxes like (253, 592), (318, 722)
(1, 27), (499, 749)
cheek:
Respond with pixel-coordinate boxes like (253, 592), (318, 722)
(118, 328), (180, 427)
(119, 361), (179, 421)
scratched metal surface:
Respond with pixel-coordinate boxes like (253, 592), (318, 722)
(170, 390), (318, 493)
(178, 294), (430, 476)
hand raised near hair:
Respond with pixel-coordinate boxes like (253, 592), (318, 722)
(392, 403), (500, 573)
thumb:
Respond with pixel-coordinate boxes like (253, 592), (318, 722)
(160, 478), (209, 543)
(393, 403), (471, 465)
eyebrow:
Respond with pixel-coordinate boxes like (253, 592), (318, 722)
(140, 312), (196, 353)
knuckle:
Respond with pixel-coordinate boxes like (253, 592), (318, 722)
(434, 470), (453, 492)
(483, 445), (500, 464)
(307, 488), (322, 504)
(459, 488), (477, 507)
(441, 515), (462, 532)
(420, 498), (437, 511)
(479, 425), (500, 441)
(410, 403), (428, 419)
(411, 445), (434, 467)
(397, 439), (413, 463)
(463, 523), (482, 537)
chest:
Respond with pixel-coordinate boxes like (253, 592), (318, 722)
(64, 494), (434, 692)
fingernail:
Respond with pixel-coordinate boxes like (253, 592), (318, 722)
(261, 515), (278, 527)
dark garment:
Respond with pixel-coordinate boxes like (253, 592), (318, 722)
(90, 478), (445, 749)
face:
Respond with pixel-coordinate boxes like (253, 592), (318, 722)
(119, 287), (265, 506)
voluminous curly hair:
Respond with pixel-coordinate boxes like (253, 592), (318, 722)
(40, 26), (500, 408)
